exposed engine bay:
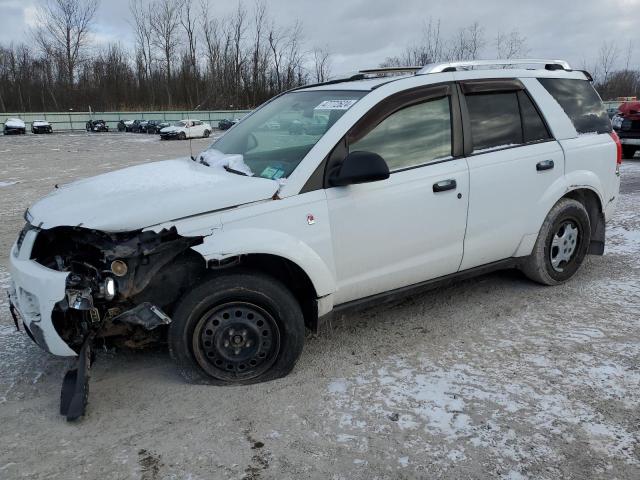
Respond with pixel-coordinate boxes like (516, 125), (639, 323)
(29, 225), (205, 353)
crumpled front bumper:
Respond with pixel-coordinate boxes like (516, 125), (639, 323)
(8, 229), (76, 357)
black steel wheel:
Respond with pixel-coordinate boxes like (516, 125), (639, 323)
(169, 271), (305, 385)
(192, 302), (280, 380)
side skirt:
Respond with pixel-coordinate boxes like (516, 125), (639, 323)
(320, 258), (520, 324)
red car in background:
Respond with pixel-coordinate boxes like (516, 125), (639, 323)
(612, 101), (640, 159)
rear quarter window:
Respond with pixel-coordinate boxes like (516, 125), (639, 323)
(538, 78), (612, 135)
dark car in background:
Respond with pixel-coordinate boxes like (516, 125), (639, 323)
(4, 118), (26, 135)
(86, 120), (109, 132)
(612, 101), (640, 159)
(144, 120), (170, 134)
(128, 119), (145, 133)
(217, 118), (239, 130)
(32, 120), (53, 134)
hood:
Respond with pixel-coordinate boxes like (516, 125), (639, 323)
(161, 126), (180, 133)
(28, 158), (280, 232)
(5, 118), (25, 128)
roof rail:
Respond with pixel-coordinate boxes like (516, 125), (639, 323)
(359, 66), (422, 76)
(418, 59), (572, 74)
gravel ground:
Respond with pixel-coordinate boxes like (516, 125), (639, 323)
(0, 133), (638, 480)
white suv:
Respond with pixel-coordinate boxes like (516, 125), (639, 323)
(8, 59), (621, 419)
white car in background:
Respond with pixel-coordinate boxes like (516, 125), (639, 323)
(159, 119), (212, 140)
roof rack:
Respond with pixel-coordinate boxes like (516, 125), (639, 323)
(418, 59), (572, 74)
(359, 66), (422, 76)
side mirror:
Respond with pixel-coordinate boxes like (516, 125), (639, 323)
(330, 151), (390, 187)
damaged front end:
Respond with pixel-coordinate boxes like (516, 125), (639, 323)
(10, 224), (206, 420)
(30, 225), (205, 352)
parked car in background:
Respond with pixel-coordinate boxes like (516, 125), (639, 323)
(160, 119), (212, 140)
(86, 120), (109, 132)
(128, 119), (145, 133)
(612, 101), (640, 159)
(143, 120), (170, 134)
(217, 118), (240, 130)
(4, 118), (26, 135)
(31, 120), (53, 134)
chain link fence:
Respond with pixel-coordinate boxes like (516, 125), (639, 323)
(0, 110), (252, 132)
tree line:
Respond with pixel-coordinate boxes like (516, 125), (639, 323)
(0, 0), (332, 112)
(0, 3), (637, 113)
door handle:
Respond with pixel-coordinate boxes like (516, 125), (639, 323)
(536, 160), (554, 171)
(433, 179), (457, 193)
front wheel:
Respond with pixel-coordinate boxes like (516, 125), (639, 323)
(178, 132), (186, 140)
(522, 198), (591, 285)
(169, 271), (305, 385)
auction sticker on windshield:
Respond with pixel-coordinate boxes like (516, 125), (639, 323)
(314, 99), (359, 110)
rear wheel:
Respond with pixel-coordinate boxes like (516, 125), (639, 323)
(169, 271), (305, 385)
(622, 145), (637, 159)
(203, 129), (210, 138)
(522, 198), (591, 285)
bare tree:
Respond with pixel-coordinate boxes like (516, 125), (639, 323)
(129, 0), (155, 102)
(598, 40), (619, 84)
(495, 31), (529, 59)
(449, 22), (485, 61)
(32, 0), (98, 85)
(312, 46), (331, 82)
(150, 0), (181, 105)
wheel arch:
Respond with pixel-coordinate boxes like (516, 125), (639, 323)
(562, 187), (605, 255)
(191, 229), (337, 331)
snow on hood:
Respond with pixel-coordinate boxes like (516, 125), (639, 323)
(5, 118), (25, 128)
(33, 120), (50, 127)
(28, 158), (280, 232)
(160, 125), (180, 133)
(198, 149), (254, 176)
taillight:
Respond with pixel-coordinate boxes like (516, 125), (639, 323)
(610, 131), (622, 166)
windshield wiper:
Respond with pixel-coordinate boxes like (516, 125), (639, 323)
(224, 165), (248, 176)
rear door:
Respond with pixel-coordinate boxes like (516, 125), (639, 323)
(458, 79), (565, 270)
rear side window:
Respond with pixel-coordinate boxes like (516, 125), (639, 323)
(518, 91), (551, 143)
(538, 78), (612, 134)
(466, 92), (522, 151)
(465, 91), (552, 152)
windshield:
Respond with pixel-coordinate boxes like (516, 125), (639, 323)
(208, 90), (367, 179)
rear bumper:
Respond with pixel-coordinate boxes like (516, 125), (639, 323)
(8, 230), (76, 357)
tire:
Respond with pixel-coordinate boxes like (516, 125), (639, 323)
(178, 132), (186, 140)
(169, 271), (305, 385)
(622, 145), (637, 159)
(522, 198), (591, 285)
(203, 129), (210, 138)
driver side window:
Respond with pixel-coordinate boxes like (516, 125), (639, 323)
(350, 96), (452, 171)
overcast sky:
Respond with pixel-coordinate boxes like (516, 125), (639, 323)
(1, 0), (639, 75)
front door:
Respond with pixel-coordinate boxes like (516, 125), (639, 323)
(326, 87), (470, 304)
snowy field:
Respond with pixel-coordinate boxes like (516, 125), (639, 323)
(0, 133), (638, 479)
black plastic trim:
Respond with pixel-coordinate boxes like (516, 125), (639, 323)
(459, 78), (525, 94)
(328, 258), (519, 316)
